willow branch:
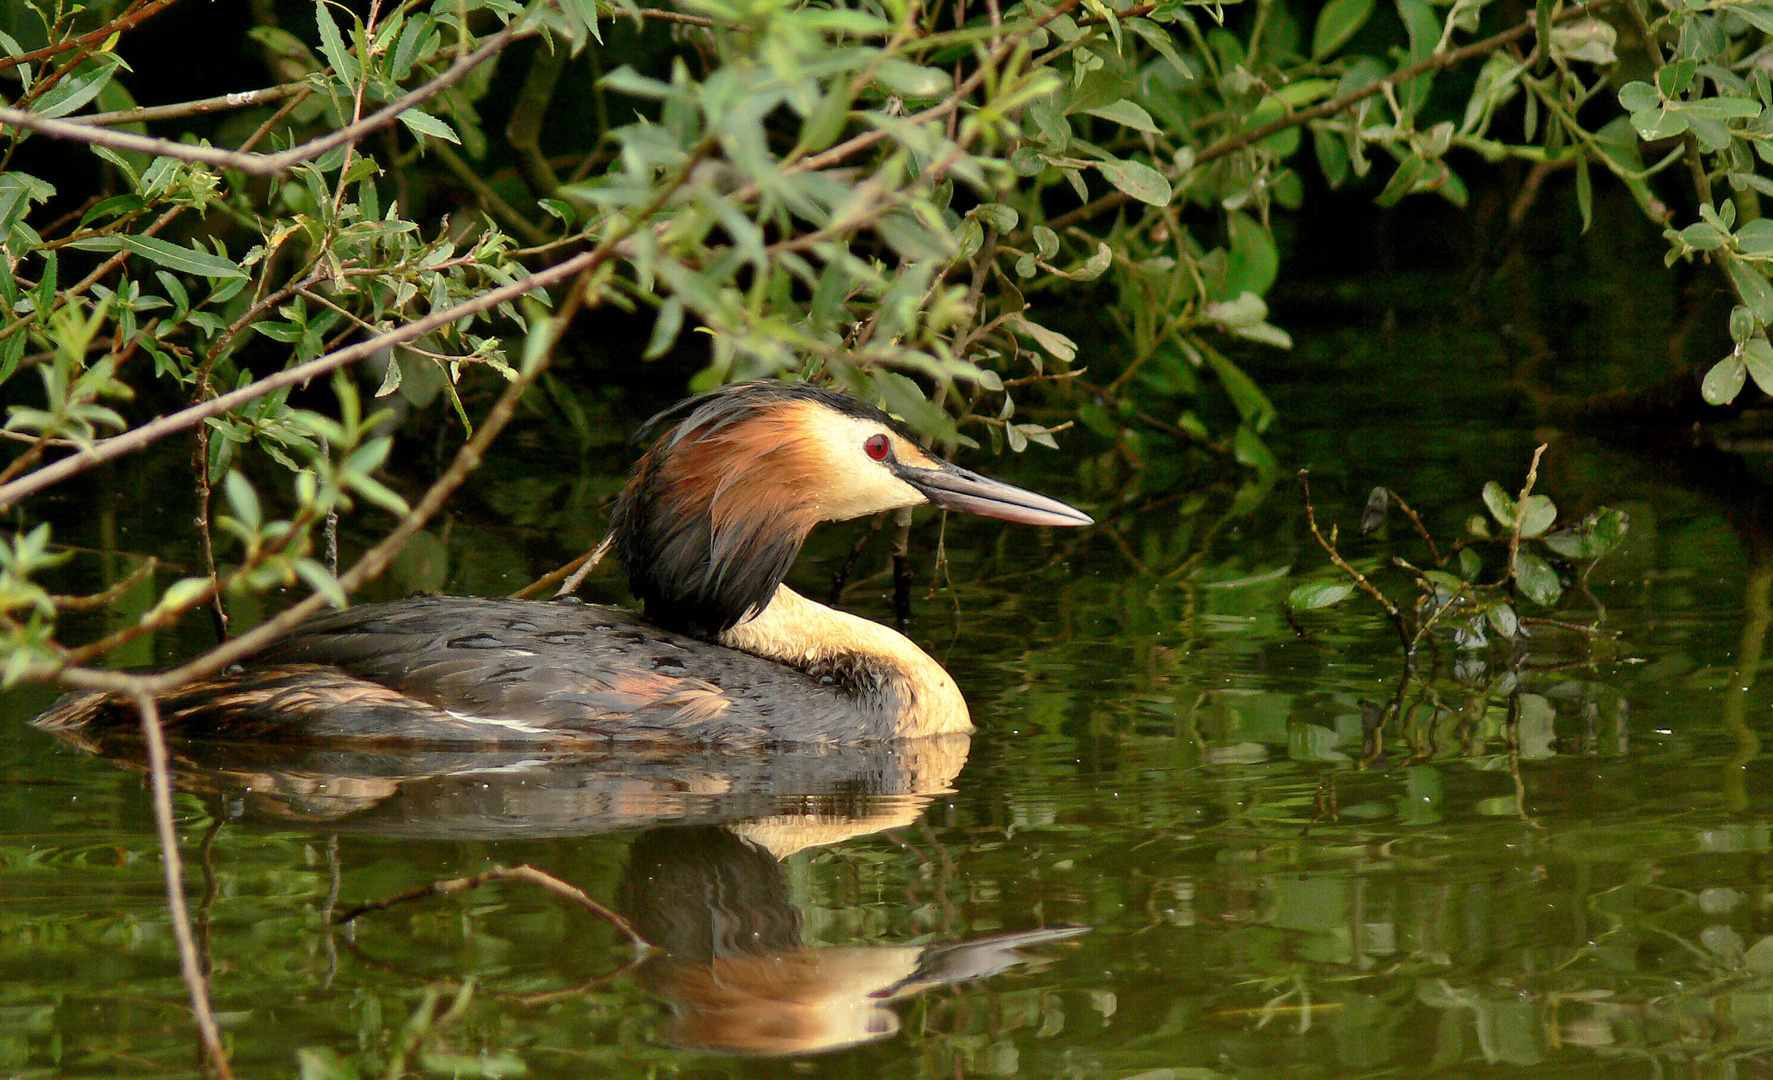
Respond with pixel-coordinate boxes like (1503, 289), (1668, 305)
(0, 0), (182, 71)
(78, 83), (309, 127)
(0, 18), (521, 177)
(729, 0), (1083, 203)
(1046, 0), (1619, 233)
(25, 143), (710, 689)
(0, 248), (590, 511)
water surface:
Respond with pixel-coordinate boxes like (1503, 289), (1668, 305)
(2, 245), (1771, 1079)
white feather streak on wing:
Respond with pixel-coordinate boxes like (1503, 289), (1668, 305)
(459, 758), (554, 774)
(442, 709), (555, 735)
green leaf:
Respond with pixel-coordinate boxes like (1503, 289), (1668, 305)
(296, 1046), (361, 1080)
(1095, 158), (1171, 206)
(1629, 105), (1688, 141)
(1658, 59), (1697, 98)
(1127, 19), (1194, 80)
(1224, 211), (1278, 298)
(151, 577), (214, 620)
(1681, 221), (1728, 250)
(1457, 546), (1482, 579)
(1233, 423), (1278, 481)
(1008, 314), (1077, 363)
(1575, 154), (1592, 233)
(1312, 0), (1374, 59)
(313, 0), (358, 80)
(224, 471), (261, 533)
(1542, 507), (1629, 560)
(1737, 218), (1773, 255)
(1729, 256), (1773, 323)
(78, 193), (148, 229)
(345, 474), (411, 516)
(295, 557), (350, 608)
(1617, 80), (1659, 113)
(1375, 153), (1426, 207)
(644, 297), (684, 359)
(1028, 101), (1071, 151)
(1745, 336), (1773, 394)
(1202, 344), (1276, 430)
(1686, 112), (1732, 153)
(1517, 494), (1557, 538)
(875, 59), (952, 98)
(600, 66), (673, 99)
(1515, 553), (1562, 606)
(35, 55), (122, 119)
(1289, 580), (1355, 610)
(120, 235), (246, 279)
(397, 108), (460, 144)
(1486, 602), (1520, 639)
(1702, 353), (1748, 404)
(1314, 127), (1349, 187)
(1081, 100), (1161, 134)
(1682, 97), (1763, 120)
(1738, 4), (1773, 33)
(1482, 480), (1517, 528)
(1070, 242), (1113, 281)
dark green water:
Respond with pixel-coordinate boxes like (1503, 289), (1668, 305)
(4, 251), (1773, 1078)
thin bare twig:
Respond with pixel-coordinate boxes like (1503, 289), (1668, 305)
(0, 0), (182, 71)
(78, 82), (308, 126)
(1506, 444), (1548, 586)
(335, 864), (651, 951)
(131, 693), (235, 1080)
(554, 534), (614, 597)
(0, 18), (523, 177)
(1383, 488), (1444, 565)
(1298, 469), (1412, 647)
(53, 557), (157, 611)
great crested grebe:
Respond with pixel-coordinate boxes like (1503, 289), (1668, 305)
(37, 381), (1091, 746)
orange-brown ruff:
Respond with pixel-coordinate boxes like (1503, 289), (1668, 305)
(34, 382), (1092, 747)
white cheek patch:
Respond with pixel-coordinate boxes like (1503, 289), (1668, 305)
(802, 413), (927, 521)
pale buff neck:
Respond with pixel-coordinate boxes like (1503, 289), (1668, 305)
(717, 586), (972, 739)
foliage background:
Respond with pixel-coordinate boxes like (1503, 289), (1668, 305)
(7, 0), (1762, 692)
(8, 2), (1773, 1075)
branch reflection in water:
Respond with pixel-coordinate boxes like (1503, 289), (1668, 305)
(42, 725), (1088, 1057)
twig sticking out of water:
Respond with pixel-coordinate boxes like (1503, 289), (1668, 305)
(1297, 470), (1412, 650)
(334, 864), (652, 953)
(1506, 444), (1549, 591)
(131, 693), (235, 1080)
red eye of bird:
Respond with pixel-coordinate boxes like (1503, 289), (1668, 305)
(864, 434), (891, 461)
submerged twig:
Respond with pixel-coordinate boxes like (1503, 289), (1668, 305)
(334, 863), (650, 952)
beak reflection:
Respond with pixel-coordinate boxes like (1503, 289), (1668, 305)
(897, 460), (1094, 527)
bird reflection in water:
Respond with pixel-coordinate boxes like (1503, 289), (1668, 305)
(38, 728), (1086, 1057)
(624, 826), (1087, 1056)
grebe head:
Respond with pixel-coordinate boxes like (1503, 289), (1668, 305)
(610, 381), (1092, 636)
